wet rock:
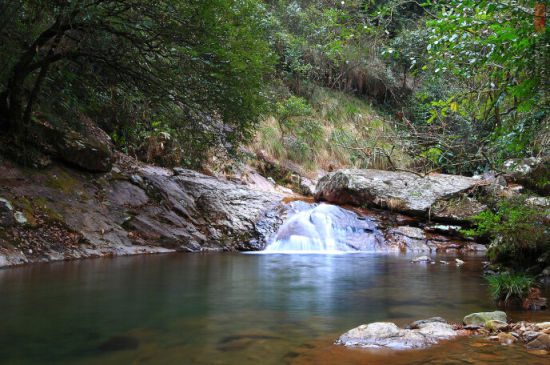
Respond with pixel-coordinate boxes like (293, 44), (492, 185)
(484, 320), (508, 332)
(497, 332), (516, 345)
(411, 255), (432, 263)
(337, 320), (456, 350)
(463, 311), (507, 326)
(522, 331), (541, 343)
(407, 317), (447, 329)
(526, 334), (550, 350)
(315, 169), (481, 221)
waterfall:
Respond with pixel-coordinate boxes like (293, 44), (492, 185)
(263, 202), (380, 253)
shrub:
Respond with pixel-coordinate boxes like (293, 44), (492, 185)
(486, 272), (537, 305)
(463, 196), (549, 270)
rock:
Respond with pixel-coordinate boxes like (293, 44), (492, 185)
(13, 211), (28, 225)
(536, 322), (550, 330)
(0, 158), (287, 268)
(412, 255), (432, 263)
(504, 157), (550, 196)
(315, 169), (482, 221)
(526, 334), (550, 350)
(337, 320), (456, 350)
(484, 320), (508, 332)
(523, 331), (541, 343)
(463, 311), (507, 326)
(497, 332), (516, 345)
(299, 177), (316, 196)
(30, 119), (113, 172)
(407, 317), (447, 329)
(0, 198), (15, 227)
(396, 226), (426, 240)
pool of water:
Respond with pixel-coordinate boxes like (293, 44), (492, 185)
(1, 253), (549, 364)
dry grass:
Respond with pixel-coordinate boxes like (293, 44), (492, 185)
(251, 87), (411, 177)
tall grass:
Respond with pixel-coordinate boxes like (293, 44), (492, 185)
(486, 272), (537, 303)
(252, 87), (411, 176)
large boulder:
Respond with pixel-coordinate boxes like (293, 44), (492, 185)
(30, 118), (113, 172)
(337, 319), (457, 350)
(463, 311), (507, 326)
(315, 169), (482, 221)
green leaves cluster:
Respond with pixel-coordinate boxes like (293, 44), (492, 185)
(425, 0), (550, 161)
(463, 197), (549, 270)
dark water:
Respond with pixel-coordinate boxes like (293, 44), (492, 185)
(1, 253), (549, 364)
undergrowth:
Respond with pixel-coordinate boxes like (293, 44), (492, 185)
(252, 86), (411, 176)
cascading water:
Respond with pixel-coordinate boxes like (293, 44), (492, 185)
(263, 201), (382, 253)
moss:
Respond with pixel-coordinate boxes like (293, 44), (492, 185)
(45, 169), (80, 193)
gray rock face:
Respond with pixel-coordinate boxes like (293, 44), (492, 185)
(0, 158), (285, 268)
(337, 319), (457, 350)
(315, 169), (482, 221)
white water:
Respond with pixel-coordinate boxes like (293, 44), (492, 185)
(263, 202), (379, 253)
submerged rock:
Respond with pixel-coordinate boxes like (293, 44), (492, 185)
(463, 311), (507, 326)
(411, 255), (432, 263)
(337, 319), (457, 350)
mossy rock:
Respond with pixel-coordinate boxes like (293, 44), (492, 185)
(463, 311), (507, 326)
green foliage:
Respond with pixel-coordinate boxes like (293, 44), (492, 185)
(463, 196), (549, 270)
(276, 96), (313, 133)
(421, 0), (550, 168)
(486, 272), (537, 303)
(0, 0), (274, 166)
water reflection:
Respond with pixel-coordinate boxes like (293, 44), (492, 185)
(0, 254), (549, 364)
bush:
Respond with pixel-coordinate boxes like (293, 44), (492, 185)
(463, 196), (549, 271)
(486, 272), (537, 304)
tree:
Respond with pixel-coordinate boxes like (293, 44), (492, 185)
(425, 0), (550, 162)
(0, 0), (274, 161)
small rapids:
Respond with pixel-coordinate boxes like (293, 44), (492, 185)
(263, 202), (381, 253)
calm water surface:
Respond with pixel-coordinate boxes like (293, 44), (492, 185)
(1, 253), (549, 364)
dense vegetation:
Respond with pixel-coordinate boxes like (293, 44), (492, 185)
(1, 1), (548, 271)
(0, 0), (274, 166)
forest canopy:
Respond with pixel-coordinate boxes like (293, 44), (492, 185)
(0, 0), (274, 165)
(0, 0), (548, 171)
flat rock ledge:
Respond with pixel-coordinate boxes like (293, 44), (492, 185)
(315, 169), (484, 222)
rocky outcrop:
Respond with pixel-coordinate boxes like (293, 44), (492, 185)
(315, 169), (484, 222)
(337, 318), (457, 350)
(0, 155), (286, 268)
